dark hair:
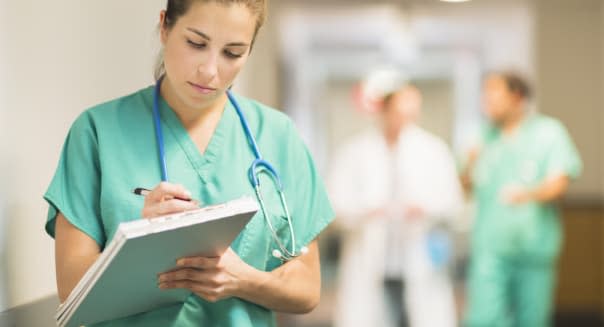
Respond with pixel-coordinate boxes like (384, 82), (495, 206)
(493, 71), (532, 99)
(155, 0), (268, 79)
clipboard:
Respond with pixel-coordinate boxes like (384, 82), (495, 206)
(56, 196), (258, 327)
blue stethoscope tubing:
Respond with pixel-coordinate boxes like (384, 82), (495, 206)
(152, 77), (304, 261)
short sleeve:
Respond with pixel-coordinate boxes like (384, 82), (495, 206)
(44, 111), (106, 248)
(543, 120), (583, 180)
(284, 120), (335, 246)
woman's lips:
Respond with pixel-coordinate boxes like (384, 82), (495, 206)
(188, 82), (216, 94)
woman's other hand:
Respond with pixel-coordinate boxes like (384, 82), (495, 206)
(158, 248), (251, 303)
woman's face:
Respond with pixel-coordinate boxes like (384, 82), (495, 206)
(160, 2), (257, 110)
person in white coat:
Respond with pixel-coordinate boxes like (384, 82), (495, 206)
(329, 83), (464, 327)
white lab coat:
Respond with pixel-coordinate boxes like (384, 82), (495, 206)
(329, 125), (463, 327)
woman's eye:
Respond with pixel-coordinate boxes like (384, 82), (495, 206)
(187, 40), (206, 49)
(224, 50), (243, 59)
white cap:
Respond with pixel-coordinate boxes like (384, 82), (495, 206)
(355, 68), (406, 113)
(363, 69), (405, 100)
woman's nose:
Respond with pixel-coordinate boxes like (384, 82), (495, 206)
(198, 52), (218, 80)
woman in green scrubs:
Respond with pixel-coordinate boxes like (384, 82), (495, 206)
(463, 72), (582, 327)
(44, 1), (334, 326)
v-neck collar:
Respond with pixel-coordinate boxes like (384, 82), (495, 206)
(488, 111), (537, 145)
(157, 92), (235, 182)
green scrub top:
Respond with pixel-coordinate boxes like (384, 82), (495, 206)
(44, 86), (335, 327)
(472, 112), (582, 262)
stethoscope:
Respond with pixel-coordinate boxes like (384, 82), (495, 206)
(152, 76), (307, 261)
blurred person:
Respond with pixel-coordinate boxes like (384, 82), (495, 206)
(462, 71), (582, 327)
(329, 75), (464, 327)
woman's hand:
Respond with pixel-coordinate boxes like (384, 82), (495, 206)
(141, 182), (199, 218)
(159, 240), (321, 313)
(158, 248), (252, 302)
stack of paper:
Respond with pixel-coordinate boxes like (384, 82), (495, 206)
(56, 196), (258, 327)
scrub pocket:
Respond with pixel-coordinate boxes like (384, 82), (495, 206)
(238, 211), (292, 272)
(494, 203), (540, 257)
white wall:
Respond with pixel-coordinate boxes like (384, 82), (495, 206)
(0, 0), (165, 309)
(234, 1), (281, 108)
(0, 0), (9, 311)
(409, 0), (534, 74)
(536, 0), (604, 200)
(408, 0), (534, 154)
(601, 0), (604, 316)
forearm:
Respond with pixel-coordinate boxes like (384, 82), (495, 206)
(530, 175), (570, 203)
(234, 241), (320, 314)
(55, 213), (101, 303)
(460, 170), (474, 196)
(57, 253), (100, 302)
(460, 147), (480, 196)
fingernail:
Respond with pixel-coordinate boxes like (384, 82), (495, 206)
(176, 259), (184, 266)
(184, 190), (192, 198)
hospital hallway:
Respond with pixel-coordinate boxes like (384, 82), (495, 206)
(1, 0), (604, 326)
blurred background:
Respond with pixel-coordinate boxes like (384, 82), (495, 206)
(0, 0), (603, 326)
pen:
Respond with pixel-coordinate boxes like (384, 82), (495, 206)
(132, 187), (194, 202)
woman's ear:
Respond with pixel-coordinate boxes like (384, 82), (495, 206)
(159, 10), (168, 45)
